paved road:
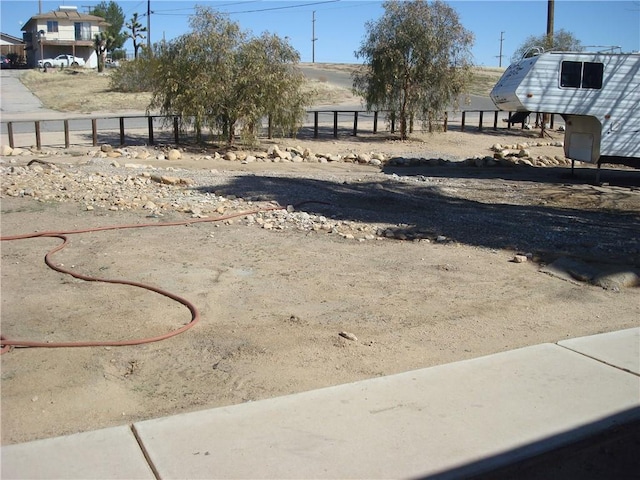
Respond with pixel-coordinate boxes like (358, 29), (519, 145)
(299, 63), (498, 111)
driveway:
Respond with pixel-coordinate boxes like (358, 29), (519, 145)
(0, 69), (52, 120)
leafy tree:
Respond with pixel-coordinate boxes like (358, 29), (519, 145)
(148, 6), (309, 145)
(353, 0), (474, 139)
(89, 1), (126, 50)
(126, 13), (147, 59)
(510, 29), (583, 62)
(94, 32), (115, 72)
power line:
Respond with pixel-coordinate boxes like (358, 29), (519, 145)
(153, 1), (260, 13)
(224, 0), (340, 15)
(151, 0), (341, 16)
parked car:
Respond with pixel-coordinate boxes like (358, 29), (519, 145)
(0, 55), (11, 69)
(38, 54), (85, 68)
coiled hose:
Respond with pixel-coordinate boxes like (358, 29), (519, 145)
(1, 204), (286, 354)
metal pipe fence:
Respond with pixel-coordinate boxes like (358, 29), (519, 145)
(1, 110), (557, 149)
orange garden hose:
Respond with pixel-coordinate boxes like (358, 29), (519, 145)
(0, 204), (286, 354)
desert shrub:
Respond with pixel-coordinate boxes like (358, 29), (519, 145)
(111, 49), (127, 61)
(109, 53), (156, 93)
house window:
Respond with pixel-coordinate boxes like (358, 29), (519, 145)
(47, 20), (58, 33)
(560, 61), (604, 89)
(74, 22), (91, 41)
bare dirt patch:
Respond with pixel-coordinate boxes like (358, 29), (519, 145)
(2, 130), (639, 445)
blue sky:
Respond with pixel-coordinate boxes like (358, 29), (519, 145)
(1, 0), (639, 66)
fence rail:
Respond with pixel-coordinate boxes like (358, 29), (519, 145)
(1, 110), (555, 150)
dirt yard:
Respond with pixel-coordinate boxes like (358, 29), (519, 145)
(1, 129), (639, 446)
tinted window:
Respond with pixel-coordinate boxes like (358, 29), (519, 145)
(560, 61), (582, 88)
(582, 62), (603, 89)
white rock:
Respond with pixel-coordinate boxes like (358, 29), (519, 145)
(168, 149), (181, 161)
(339, 331), (357, 341)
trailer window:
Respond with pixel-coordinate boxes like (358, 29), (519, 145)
(582, 62), (604, 89)
(560, 61), (604, 89)
(561, 61), (582, 87)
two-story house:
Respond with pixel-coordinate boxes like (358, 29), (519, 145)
(21, 5), (110, 68)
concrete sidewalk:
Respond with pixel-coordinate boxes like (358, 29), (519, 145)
(2, 328), (638, 479)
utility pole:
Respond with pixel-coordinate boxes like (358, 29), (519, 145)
(497, 31), (505, 67)
(147, 0), (151, 51)
(541, 0), (555, 137)
(546, 0), (554, 48)
(312, 11), (317, 63)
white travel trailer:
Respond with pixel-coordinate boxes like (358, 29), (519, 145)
(490, 51), (640, 174)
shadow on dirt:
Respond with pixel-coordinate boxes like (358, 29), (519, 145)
(194, 169), (640, 269)
(382, 163), (640, 188)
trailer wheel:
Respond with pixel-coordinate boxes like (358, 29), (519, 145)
(71, 62), (79, 67)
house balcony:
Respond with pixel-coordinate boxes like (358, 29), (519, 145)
(39, 38), (94, 48)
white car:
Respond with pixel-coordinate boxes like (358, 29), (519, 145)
(38, 54), (85, 68)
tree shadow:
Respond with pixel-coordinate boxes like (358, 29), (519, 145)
(194, 171), (640, 268)
(382, 163), (640, 188)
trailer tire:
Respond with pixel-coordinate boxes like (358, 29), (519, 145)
(71, 62), (79, 67)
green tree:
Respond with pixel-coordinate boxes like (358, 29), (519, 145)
(89, 1), (126, 50)
(148, 6), (309, 145)
(510, 29), (583, 62)
(353, 0), (474, 139)
(126, 13), (147, 59)
(94, 32), (115, 72)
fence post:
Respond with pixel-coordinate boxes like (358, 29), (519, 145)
(443, 112), (448, 132)
(7, 122), (14, 148)
(119, 117), (125, 146)
(352, 111), (358, 136)
(268, 115), (273, 139)
(173, 116), (179, 144)
(373, 111), (378, 134)
(461, 112), (466, 132)
(64, 120), (70, 148)
(493, 111), (498, 130)
(478, 111), (484, 131)
(314, 111), (319, 138)
(148, 116), (154, 145)
(333, 111), (338, 138)
(91, 118), (97, 146)
(35, 121), (41, 150)
(391, 116), (395, 133)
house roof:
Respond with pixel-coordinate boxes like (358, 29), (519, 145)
(1, 32), (25, 44)
(21, 9), (110, 31)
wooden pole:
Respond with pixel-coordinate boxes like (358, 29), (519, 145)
(313, 111), (319, 138)
(64, 120), (70, 148)
(119, 117), (125, 146)
(148, 116), (154, 145)
(35, 121), (41, 150)
(91, 118), (97, 146)
(7, 122), (14, 148)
